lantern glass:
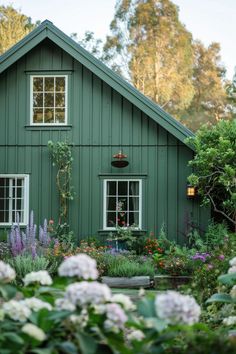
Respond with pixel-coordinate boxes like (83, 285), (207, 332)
(187, 185), (196, 198)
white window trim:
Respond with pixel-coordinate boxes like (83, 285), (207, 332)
(103, 179), (142, 230)
(30, 75), (68, 126)
(0, 174), (29, 226)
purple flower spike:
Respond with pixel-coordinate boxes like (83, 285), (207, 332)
(31, 244), (37, 259)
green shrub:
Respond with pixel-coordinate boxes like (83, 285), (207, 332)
(105, 255), (155, 277)
(7, 255), (57, 282)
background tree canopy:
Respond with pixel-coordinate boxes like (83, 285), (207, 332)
(0, 1), (235, 131)
(0, 5), (38, 55)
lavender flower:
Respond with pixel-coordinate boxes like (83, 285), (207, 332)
(191, 252), (210, 262)
(39, 219), (50, 247)
(8, 223), (24, 256)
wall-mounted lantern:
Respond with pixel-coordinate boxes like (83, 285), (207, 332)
(186, 184), (197, 198)
(111, 151), (129, 168)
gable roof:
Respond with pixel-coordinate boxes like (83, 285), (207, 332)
(0, 20), (194, 146)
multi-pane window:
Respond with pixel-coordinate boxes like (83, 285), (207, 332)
(31, 75), (67, 125)
(104, 179), (142, 229)
(0, 175), (29, 224)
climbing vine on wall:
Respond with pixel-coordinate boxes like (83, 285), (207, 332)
(48, 140), (75, 223)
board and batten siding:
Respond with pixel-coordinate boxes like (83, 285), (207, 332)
(0, 39), (210, 243)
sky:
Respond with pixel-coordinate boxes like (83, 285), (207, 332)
(1, 0), (235, 79)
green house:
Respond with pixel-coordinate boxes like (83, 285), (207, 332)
(0, 20), (210, 243)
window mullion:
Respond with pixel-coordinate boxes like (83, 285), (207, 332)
(9, 179), (13, 224)
(116, 180), (118, 228)
(127, 181), (129, 227)
(43, 77), (45, 123)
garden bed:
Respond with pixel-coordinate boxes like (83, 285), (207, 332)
(154, 275), (192, 289)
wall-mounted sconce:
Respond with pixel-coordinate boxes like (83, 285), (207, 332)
(111, 151), (129, 168)
(186, 184), (197, 198)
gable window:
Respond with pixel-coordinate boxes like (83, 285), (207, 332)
(0, 175), (29, 225)
(103, 179), (142, 229)
(31, 75), (67, 125)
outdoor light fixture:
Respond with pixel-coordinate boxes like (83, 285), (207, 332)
(111, 150), (129, 168)
(186, 184), (197, 198)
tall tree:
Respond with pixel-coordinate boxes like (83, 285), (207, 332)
(0, 5), (37, 55)
(103, 0), (195, 115)
(181, 41), (229, 130)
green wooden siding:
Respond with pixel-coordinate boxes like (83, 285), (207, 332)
(0, 39), (210, 243)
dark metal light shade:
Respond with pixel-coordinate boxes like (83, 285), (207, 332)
(111, 151), (129, 168)
(186, 184), (197, 198)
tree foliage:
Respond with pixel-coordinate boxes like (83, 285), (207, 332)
(103, 0), (194, 114)
(0, 5), (37, 55)
(187, 120), (236, 228)
(79, 0), (235, 131)
(181, 41), (230, 130)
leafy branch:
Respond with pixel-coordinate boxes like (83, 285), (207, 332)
(48, 141), (75, 223)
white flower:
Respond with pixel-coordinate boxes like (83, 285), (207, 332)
(223, 316), (236, 326)
(3, 300), (31, 322)
(229, 257), (236, 267)
(22, 323), (46, 341)
(55, 298), (76, 311)
(228, 266), (236, 274)
(58, 254), (98, 280)
(127, 330), (145, 342)
(104, 303), (127, 333)
(65, 281), (111, 307)
(0, 261), (16, 283)
(111, 294), (135, 311)
(93, 304), (107, 314)
(155, 291), (201, 325)
(230, 285), (236, 299)
(23, 270), (52, 286)
(24, 297), (52, 312)
(70, 309), (88, 328)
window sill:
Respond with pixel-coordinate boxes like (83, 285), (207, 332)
(25, 125), (72, 130)
(98, 229), (147, 235)
(0, 224), (27, 228)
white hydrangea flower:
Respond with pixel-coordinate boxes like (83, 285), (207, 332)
(104, 303), (127, 333)
(111, 294), (136, 311)
(58, 254), (98, 280)
(22, 323), (46, 341)
(93, 304), (107, 315)
(55, 298), (76, 311)
(127, 329), (145, 342)
(223, 316), (236, 326)
(0, 261), (16, 283)
(23, 270), (53, 286)
(230, 285), (236, 299)
(70, 309), (89, 328)
(65, 281), (111, 307)
(229, 257), (236, 267)
(3, 300), (31, 322)
(24, 297), (52, 312)
(228, 266), (236, 274)
(155, 291), (201, 325)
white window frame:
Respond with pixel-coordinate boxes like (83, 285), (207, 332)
(103, 179), (142, 230)
(30, 75), (68, 126)
(0, 174), (29, 226)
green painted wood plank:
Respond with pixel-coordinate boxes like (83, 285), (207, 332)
(167, 146), (178, 241)
(157, 146), (168, 234)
